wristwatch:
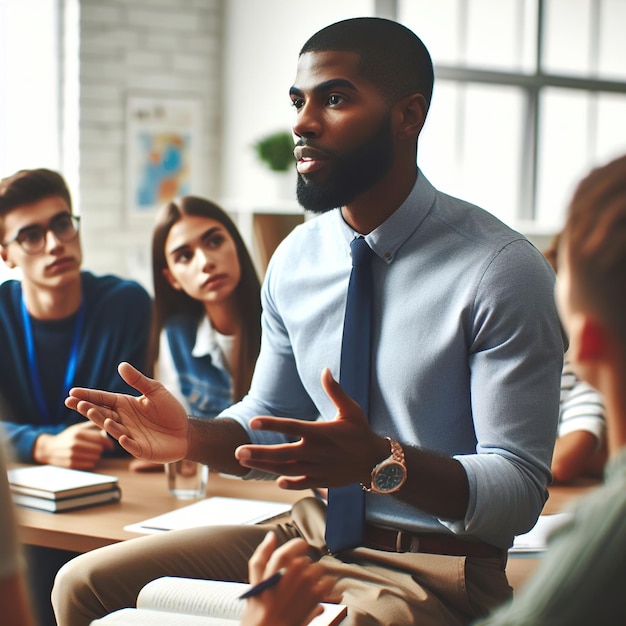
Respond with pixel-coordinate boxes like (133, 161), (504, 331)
(362, 437), (407, 494)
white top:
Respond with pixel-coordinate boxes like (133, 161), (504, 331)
(156, 316), (235, 412)
(558, 357), (605, 446)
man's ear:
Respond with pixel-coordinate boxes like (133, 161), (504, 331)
(162, 268), (182, 291)
(577, 316), (608, 363)
(395, 93), (428, 139)
(0, 247), (15, 268)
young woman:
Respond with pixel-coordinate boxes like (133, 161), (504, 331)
(150, 196), (261, 417)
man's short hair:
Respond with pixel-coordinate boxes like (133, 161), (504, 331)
(300, 17), (434, 110)
(0, 169), (73, 217)
(564, 153), (626, 347)
(0, 169), (73, 240)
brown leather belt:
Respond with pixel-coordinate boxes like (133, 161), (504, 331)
(363, 524), (504, 559)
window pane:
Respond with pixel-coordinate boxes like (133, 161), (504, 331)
(596, 93), (626, 159)
(399, 0), (537, 71)
(420, 82), (523, 226)
(0, 0), (59, 177)
(398, 0), (462, 65)
(419, 82), (463, 185)
(0, 0), (58, 284)
(598, 0), (626, 80)
(536, 89), (592, 228)
(542, 0), (593, 76)
(537, 88), (626, 228)
(465, 0), (537, 72)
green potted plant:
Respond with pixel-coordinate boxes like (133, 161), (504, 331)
(253, 130), (294, 172)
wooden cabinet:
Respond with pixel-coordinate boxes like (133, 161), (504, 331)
(226, 200), (306, 277)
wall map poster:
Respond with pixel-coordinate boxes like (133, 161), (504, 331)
(126, 96), (201, 220)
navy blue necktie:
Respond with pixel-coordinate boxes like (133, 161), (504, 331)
(325, 237), (374, 553)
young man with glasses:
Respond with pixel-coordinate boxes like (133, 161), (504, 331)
(0, 168), (152, 468)
(0, 168), (152, 626)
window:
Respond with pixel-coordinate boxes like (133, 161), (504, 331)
(0, 0), (59, 283)
(397, 0), (626, 232)
(0, 0), (60, 177)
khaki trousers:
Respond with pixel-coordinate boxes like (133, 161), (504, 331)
(52, 498), (511, 626)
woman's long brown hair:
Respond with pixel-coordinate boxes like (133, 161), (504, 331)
(150, 196), (261, 402)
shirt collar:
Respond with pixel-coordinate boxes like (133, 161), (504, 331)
(338, 169), (436, 264)
(192, 316), (225, 368)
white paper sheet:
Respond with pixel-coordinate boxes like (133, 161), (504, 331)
(124, 497), (291, 534)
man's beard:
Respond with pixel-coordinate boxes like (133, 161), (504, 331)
(296, 113), (394, 214)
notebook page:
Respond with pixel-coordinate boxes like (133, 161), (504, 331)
(137, 577), (246, 619)
(90, 607), (239, 625)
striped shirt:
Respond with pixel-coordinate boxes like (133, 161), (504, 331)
(559, 358), (605, 444)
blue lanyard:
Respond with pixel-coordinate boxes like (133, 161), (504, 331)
(21, 294), (85, 426)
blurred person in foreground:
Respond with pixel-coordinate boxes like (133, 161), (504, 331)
(477, 154), (626, 625)
(543, 232), (607, 484)
(0, 431), (35, 626)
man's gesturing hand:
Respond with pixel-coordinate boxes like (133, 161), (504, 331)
(234, 368), (389, 490)
(65, 361), (190, 463)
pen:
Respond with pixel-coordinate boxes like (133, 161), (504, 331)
(311, 487), (327, 501)
(239, 566), (287, 600)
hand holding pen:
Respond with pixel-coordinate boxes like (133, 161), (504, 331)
(239, 531), (337, 626)
(239, 566), (287, 600)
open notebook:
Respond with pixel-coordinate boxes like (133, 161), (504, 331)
(90, 576), (347, 625)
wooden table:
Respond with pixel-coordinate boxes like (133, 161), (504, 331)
(13, 458), (303, 553)
(14, 458), (597, 592)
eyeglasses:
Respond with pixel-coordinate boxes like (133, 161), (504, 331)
(1, 213), (81, 255)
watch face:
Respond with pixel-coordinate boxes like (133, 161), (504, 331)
(373, 462), (406, 493)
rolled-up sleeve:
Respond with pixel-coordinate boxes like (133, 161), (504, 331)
(443, 240), (565, 546)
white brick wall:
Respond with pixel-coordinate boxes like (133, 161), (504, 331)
(74, 0), (223, 290)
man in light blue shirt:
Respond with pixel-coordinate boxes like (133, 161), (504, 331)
(56, 17), (564, 626)
(232, 169), (561, 549)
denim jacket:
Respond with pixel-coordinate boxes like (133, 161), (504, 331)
(164, 315), (232, 418)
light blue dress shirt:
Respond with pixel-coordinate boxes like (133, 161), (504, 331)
(222, 171), (565, 549)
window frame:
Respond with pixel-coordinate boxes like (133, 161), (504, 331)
(389, 0), (626, 227)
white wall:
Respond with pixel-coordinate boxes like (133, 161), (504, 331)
(71, 0), (223, 289)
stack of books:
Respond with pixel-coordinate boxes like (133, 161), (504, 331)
(7, 465), (121, 512)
